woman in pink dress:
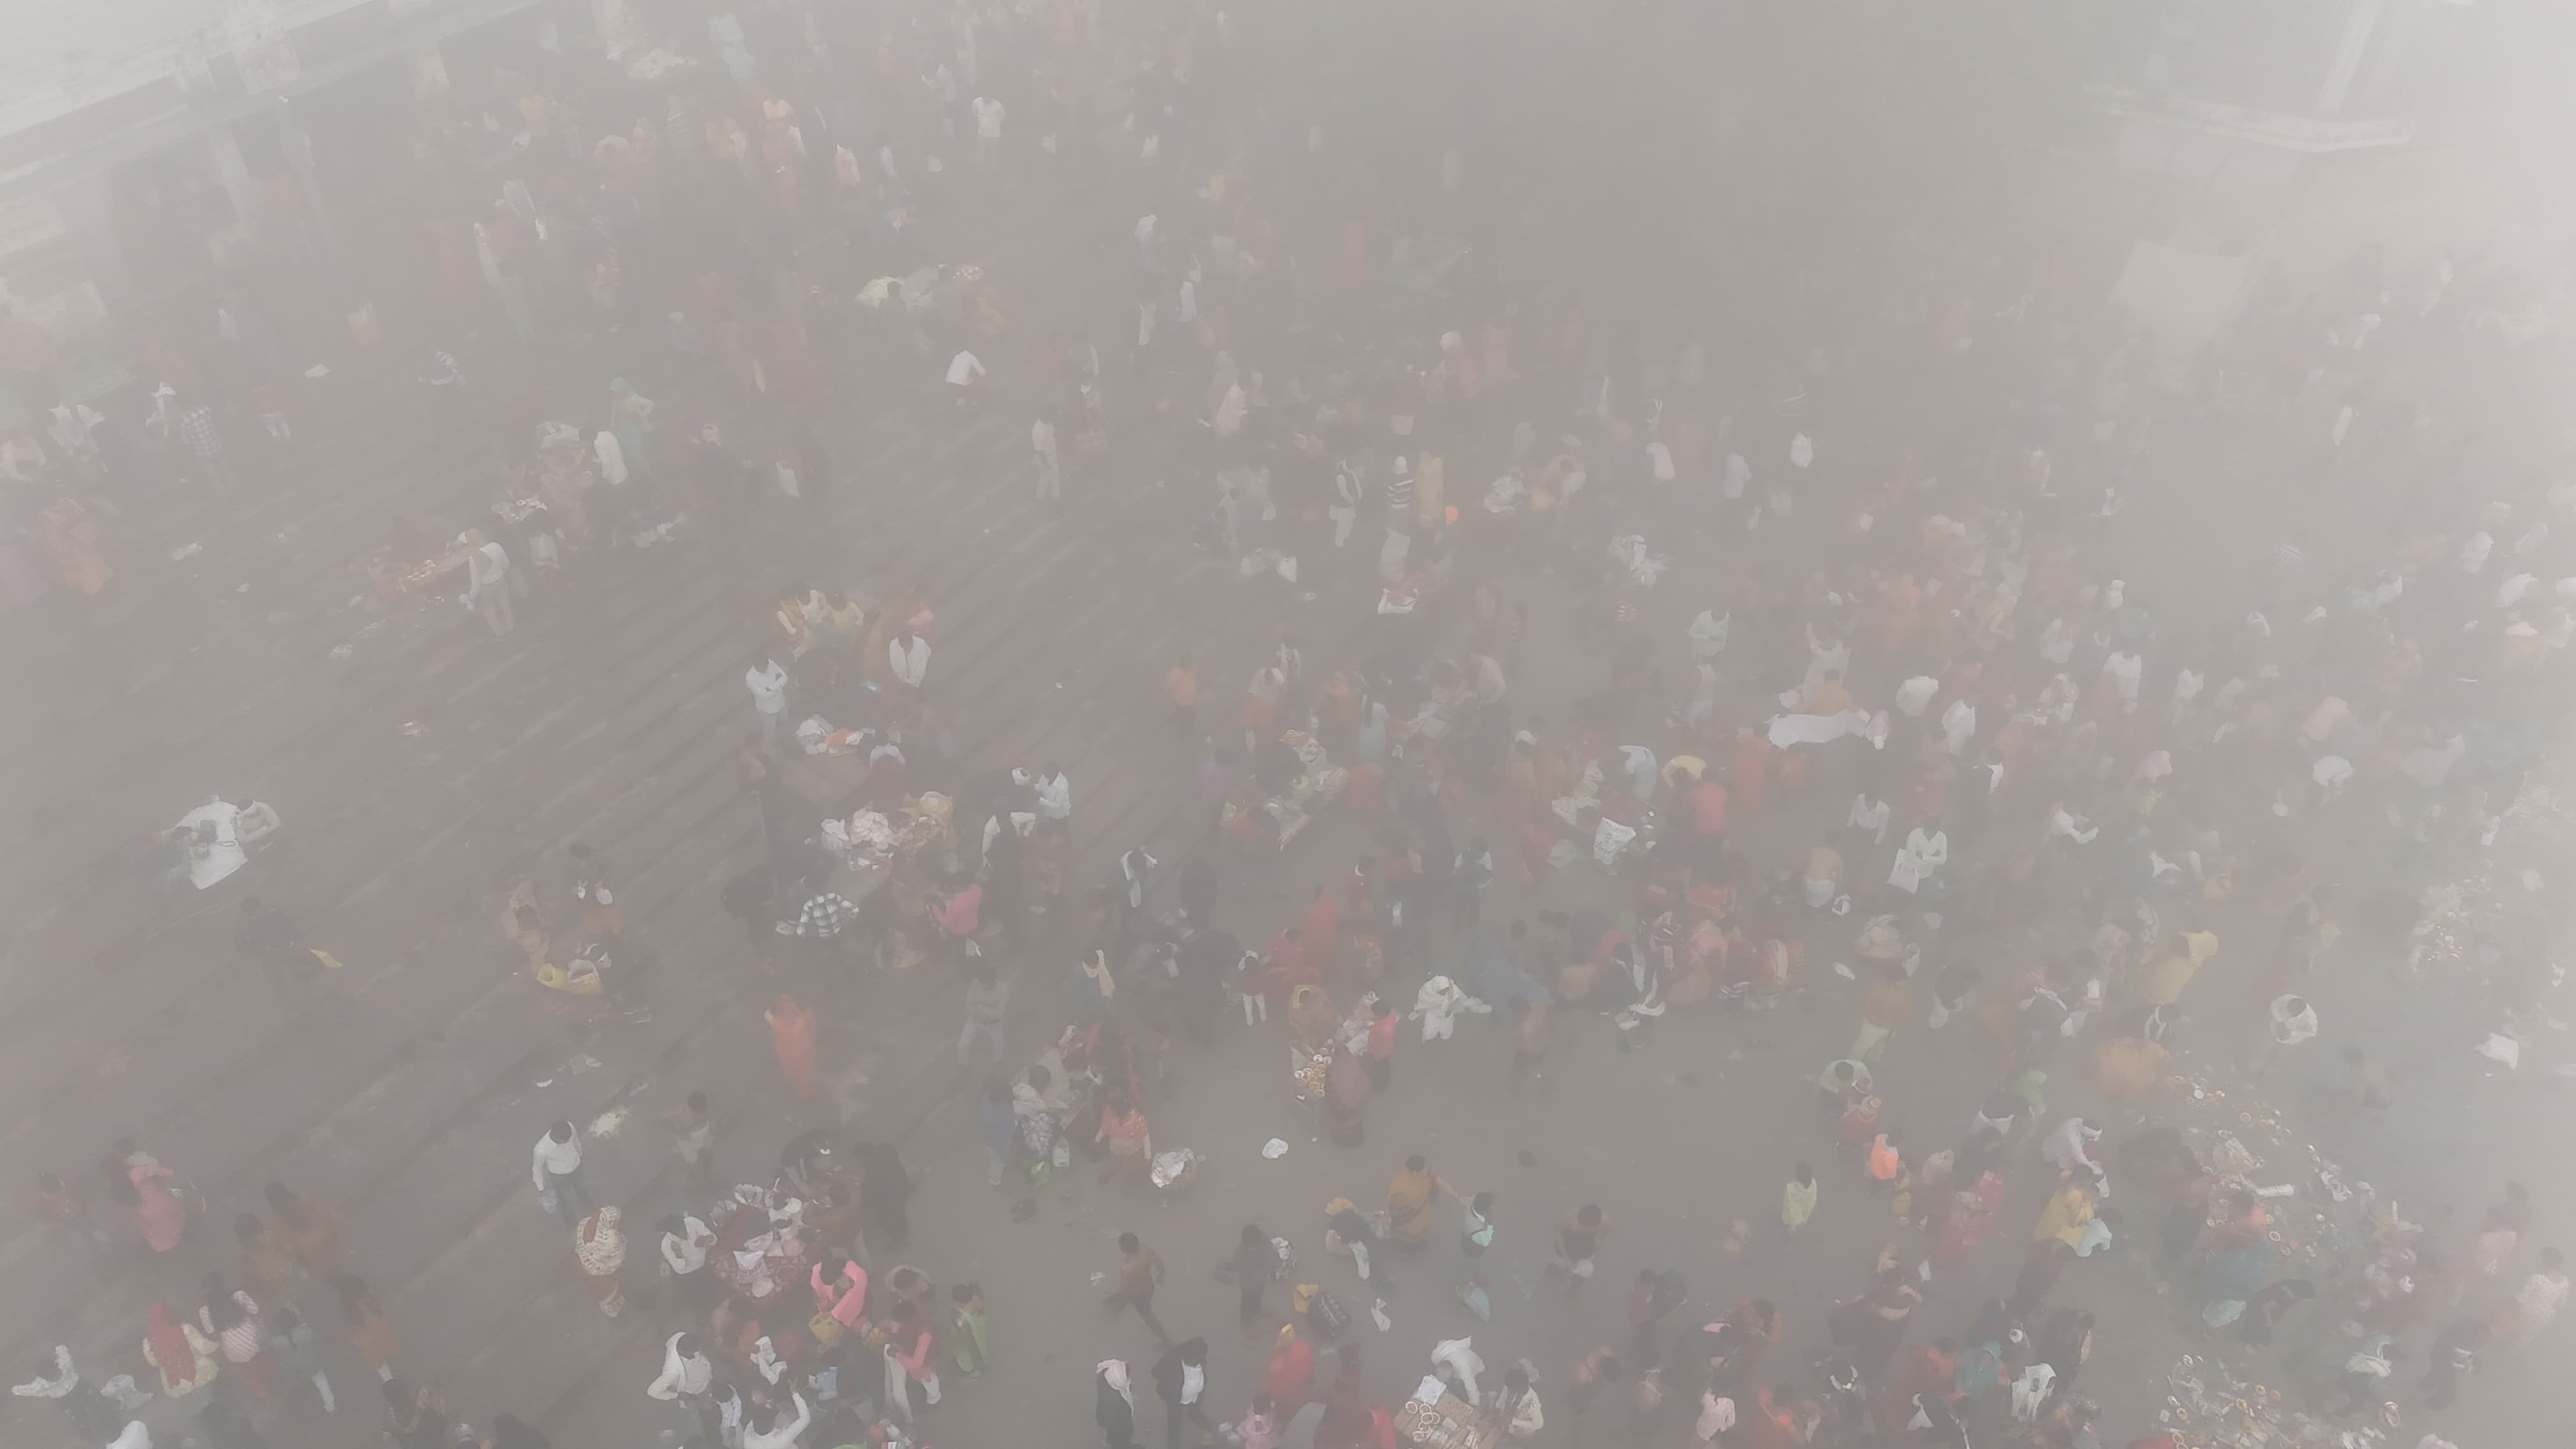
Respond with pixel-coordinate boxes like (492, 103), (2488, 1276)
(109, 1145), (188, 1253)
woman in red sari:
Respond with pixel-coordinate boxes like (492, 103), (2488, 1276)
(1934, 1171), (2005, 1266)
(1265, 1323), (1316, 1407)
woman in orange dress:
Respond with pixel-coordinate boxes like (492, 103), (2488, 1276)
(766, 993), (819, 1101)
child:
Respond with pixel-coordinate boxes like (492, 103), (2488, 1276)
(949, 1282), (990, 1381)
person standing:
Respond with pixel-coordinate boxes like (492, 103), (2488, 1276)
(1852, 963), (1910, 1062)
(659, 1215), (718, 1313)
(1565, 1347), (1623, 1449)
(765, 994), (819, 1101)
(466, 534), (516, 637)
(961, 966), (1009, 1068)
(1034, 412), (1062, 500)
(660, 1091), (717, 1190)
(333, 1275), (399, 1382)
(2248, 993), (2318, 1075)
(1164, 656), (1199, 742)
(1549, 1205), (1609, 1302)
(1106, 1231), (1172, 1348)
(1232, 1225), (1275, 1333)
(1153, 1338), (1214, 1449)
(532, 1121), (593, 1225)
(647, 1332), (713, 1425)
(268, 1306), (332, 1414)
(972, 96), (1007, 171)
(888, 627), (932, 691)
(746, 652), (790, 751)
(1098, 1361), (1140, 1449)
(176, 394), (232, 495)
(573, 1207), (627, 1317)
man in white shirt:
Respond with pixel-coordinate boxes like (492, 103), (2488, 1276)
(532, 1120), (593, 1224)
(647, 1330), (714, 1408)
(1845, 793), (1890, 847)
(1939, 696), (1977, 755)
(466, 536), (516, 637)
(1034, 765), (1072, 827)
(888, 629), (931, 689)
(2250, 993), (2318, 1075)
(946, 349), (986, 407)
(970, 96), (1005, 170)
(1893, 675), (1939, 719)
(746, 652), (789, 751)
(172, 799), (249, 891)
(1032, 413), (1061, 500)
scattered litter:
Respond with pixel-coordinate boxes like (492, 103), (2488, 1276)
(1830, 962), (1857, 980)
(1262, 1138), (1289, 1160)
(168, 542), (203, 562)
(2476, 1033), (2522, 1070)
(303, 364), (332, 378)
(1370, 1298), (1393, 1333)
(532, 1078), (555, 1089)
(586, 1107), (628, 1138)
(327, 643), (355, 662)
(564, 1054), (604, 1075)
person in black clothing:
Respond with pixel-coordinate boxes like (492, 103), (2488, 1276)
(234, 897), (311, 993)
(1153, 1338), (1214, 1449)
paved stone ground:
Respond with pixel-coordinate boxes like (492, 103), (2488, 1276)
(3, 4), (2575, 1449)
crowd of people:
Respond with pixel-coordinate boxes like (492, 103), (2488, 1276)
(8, 2), (2576, 1449)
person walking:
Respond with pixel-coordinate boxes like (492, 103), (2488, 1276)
(647, 1332), (713, 1426)
(1153, 1338), (1215, 1449)
(334, 1275), (399, 1381)
(532, 1121), (594, 1225)
(1232, 1224), (1275, 1333)
(1106, 1231), (1172, 1348)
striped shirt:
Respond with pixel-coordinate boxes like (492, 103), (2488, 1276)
(788, 892), (859, 939)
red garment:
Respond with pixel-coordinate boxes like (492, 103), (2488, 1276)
(1730, 737), (1769, 812)
(1737, 1393), (1797, 1449)
(1266, 1335), (1316, 1406)
(1365, 1011), (1399, 1061)
(1687, 779), (1729, 836)
(1304, 891), (1340, 977)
